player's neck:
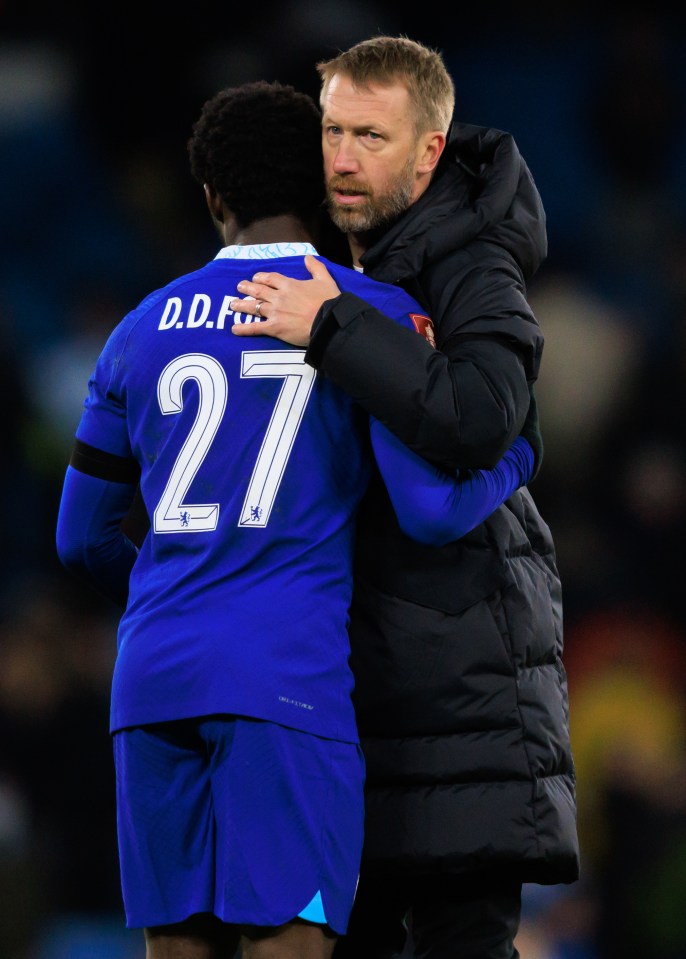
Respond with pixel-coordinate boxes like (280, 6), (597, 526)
(232, 215), (314, 247)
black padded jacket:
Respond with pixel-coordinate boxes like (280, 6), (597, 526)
(306, 122), (579, 884)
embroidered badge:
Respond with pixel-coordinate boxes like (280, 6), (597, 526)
(410, 313), (436, 347)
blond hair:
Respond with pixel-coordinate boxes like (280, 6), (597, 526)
(316, 35), (455, 136)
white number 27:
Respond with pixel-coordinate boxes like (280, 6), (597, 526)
(154, 351), (315, 534)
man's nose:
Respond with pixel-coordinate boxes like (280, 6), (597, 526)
(331, 141), (359, 174)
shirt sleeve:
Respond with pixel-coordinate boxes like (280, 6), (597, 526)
(56, 464), (139, 608)
(371, 423), (534, 547)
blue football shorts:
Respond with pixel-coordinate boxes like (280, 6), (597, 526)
(113, 715), (365, 935)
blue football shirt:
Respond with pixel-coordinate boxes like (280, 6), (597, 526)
(74, 243), (432, 741)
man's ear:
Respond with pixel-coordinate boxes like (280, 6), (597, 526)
(417, 131), (446, 174)
(204, 183), (224, 222)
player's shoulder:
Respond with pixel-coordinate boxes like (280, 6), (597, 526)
(318, 257), (417, 310)
(113, 262), (229, 346)
(316, 257), (434, 341)
(131, 262), (217, 318)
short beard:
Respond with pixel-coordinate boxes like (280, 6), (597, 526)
(326, 157), (416, 234)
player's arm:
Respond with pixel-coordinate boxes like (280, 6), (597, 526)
(371, 423), (534, 547)
(56, 441), (140, 609)
(228, 254), (536, 474)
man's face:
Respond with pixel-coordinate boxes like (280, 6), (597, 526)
(321, 74), (425, 234)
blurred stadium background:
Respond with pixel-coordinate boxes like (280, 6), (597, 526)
(1, 4), (686, 957)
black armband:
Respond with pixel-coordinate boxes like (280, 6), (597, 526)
(69, 439), (141, 484)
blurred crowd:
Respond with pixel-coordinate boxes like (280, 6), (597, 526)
(1, 5), (686, 958)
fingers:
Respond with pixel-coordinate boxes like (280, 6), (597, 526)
(231, 318), (273, 337)
(233, 270), (288, 304)
(249, 271), (281, 286)
(229, 295), (261, 316)
(234, 280), (267, 301)
(304, 254), (340, 295)
(238, 270), (285, 292)
(304, 253), (327, 278)
(230, 315), (311, 347)
(230, 273), (285, 313)
(228, 294), (271, 334)
(252, 273), (290, 290)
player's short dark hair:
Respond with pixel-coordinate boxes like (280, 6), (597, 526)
(188, 80), (324, 229)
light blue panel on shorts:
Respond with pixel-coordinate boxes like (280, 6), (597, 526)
(298, 890), (327, 924)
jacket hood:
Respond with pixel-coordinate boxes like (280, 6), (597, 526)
(360, 122), (547, 285)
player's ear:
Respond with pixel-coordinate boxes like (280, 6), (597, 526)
(204, 183), (224, 222)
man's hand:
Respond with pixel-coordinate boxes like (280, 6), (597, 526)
(229, 254), (341, 346)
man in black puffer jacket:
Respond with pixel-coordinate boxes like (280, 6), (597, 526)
(230, 36), (579, 959)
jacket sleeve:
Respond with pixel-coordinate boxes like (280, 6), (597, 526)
(306, 291), (532, 472)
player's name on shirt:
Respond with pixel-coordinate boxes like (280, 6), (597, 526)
(159, 294), (263, 331)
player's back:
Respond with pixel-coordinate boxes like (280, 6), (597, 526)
(77, 245), (424, 743)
